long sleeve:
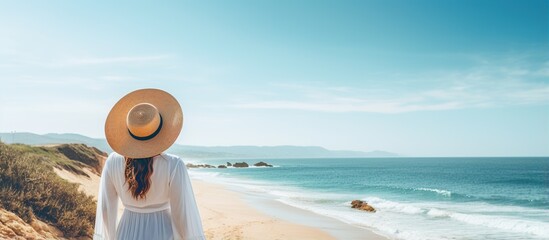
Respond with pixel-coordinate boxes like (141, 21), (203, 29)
(93, 157), (119, 240)
(169, 159), (206, 240)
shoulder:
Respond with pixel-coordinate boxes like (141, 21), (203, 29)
(106, 152), (124, 163)
(159, 153), (189, 175)
(103, 152), (125, 170)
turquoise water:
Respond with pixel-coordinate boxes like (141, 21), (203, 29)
(190, 157), (549, 240)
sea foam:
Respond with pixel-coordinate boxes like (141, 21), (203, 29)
(414, 187), (452, 197)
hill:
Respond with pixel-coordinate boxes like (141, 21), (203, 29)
(0, 132), (398, 158)
(0, 142), (106, 239)
(0, 132), (112, 153)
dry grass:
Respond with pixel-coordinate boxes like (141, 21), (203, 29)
(0, 142), (97, 238)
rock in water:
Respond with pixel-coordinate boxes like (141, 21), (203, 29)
(233, 162), (249, 168)
(226, 162), (232, 166)
(218, 165), (227, 168)
(351, 200), (376, 212)
(253, 161), (273, 167)
(186, 163), (216, 168)
(351, 200), (362, 207)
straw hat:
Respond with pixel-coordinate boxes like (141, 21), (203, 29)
(105, 88), (183, 158)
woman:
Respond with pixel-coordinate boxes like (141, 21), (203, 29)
(94, 89), (205, 240)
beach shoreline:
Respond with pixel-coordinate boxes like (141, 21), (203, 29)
(54, 161), (387, 239)
(191, 179), (335, 239)
(191, 178), (388, 240)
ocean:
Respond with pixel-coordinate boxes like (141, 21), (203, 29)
(189, 157), (549, 240)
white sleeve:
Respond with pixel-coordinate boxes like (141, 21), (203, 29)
(93, 155), (119, 240)
(169, 158), (206, 240)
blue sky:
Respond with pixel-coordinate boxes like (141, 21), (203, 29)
(0, 0), (547, 156)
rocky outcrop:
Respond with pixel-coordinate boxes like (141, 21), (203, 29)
(186, 163), (216, 168)
(0, 208), (63, 240)
(351, 200), (376, 212)
(253, 161), (273, 167)
(186, 161), (273, 169)
(233, 162), (249, 168)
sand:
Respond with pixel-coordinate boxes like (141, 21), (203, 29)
(192, 180), (335, 240)
(55, 167), (387, 240)
(54, 167), (101, 200)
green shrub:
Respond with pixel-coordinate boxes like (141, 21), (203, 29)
(0, 142), (96, 238)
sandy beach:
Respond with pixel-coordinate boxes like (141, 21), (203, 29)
(191, 179), (388, 240)
(192, 180), (335, 240)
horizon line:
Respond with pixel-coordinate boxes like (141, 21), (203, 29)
(1, 131), (548, 158)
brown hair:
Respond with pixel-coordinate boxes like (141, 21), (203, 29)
(124, 156), (155, 199)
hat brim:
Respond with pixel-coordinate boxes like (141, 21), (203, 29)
(105, 89), (183, 158)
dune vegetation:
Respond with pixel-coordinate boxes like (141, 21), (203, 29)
(0, 142), (102, 238)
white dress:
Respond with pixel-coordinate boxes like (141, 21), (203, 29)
(93, 152), (206, 240)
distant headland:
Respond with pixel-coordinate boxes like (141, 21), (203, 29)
(0, 132), (398, 159)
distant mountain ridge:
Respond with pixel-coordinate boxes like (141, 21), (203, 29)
(0, 132), (398, 159)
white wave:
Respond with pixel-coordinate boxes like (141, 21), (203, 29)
(450, 212), (549, 237)
(412, 202), (549, 237)
(277, 198), (448, 240)
(286, 194), (549, 239)
(364, 197), (425, 215)
(426, 208), (450, 218)
(415, 187), (452, 197)
(422, 205), (549, 237)
(293, 195), (549, 239)
(247, 165), (281, 168)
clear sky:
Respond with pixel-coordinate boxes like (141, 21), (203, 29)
(0, 0), (548, 156)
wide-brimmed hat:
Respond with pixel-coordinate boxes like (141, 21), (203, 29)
(105, 88), (183, 158)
